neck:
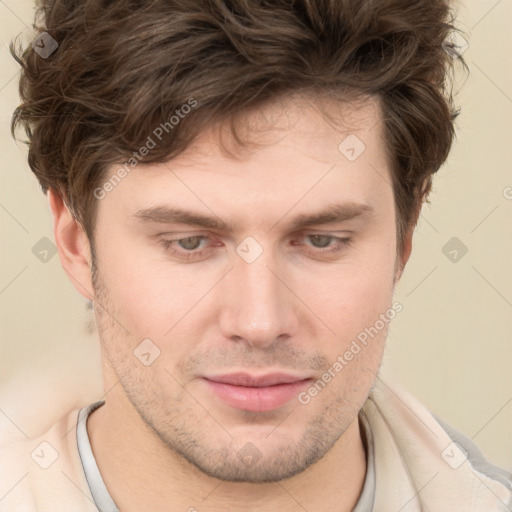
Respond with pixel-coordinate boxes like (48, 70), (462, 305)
(87, 385), (367, 512)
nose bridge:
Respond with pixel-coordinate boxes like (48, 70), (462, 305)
(219, 238), (294, 348)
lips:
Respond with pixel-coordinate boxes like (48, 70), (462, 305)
(205, 372), (310, 387)
(201, 372), (313, 412)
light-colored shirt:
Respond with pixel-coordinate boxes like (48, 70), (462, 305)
(1, 378), (511, 511)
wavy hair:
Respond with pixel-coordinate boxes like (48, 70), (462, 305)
(11, 0), (468, 254)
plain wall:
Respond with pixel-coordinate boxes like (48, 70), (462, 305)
(1, 0), (511, 471)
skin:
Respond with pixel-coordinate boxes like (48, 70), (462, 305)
(49, 93), (414, 512)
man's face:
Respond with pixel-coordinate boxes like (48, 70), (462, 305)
(91, 94), (401, 482)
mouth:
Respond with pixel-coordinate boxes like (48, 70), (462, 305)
(201, 372), (313, 412)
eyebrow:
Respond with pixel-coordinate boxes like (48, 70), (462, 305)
(133, 202), (375, 233)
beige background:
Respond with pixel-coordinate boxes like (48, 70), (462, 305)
(1, 0), (511, 471)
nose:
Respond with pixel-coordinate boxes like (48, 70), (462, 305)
(218, 245), (298, 350)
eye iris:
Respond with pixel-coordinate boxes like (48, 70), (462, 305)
(178, 236), (202, 250)
(309, 235), (331, 248)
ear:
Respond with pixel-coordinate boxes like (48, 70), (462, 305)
(48, 188), (94, 300)
(395, 226), (414, 282)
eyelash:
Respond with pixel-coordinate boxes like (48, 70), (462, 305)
(158, 234), (353, 261)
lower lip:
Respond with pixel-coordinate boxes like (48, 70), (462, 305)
(202, 378), (312, 412)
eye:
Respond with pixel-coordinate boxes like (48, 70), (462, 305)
(158, 233), (353, 262)
(175, 236), (205, 251)
(306, 234), (336, 249)
(159, 235), (211, 260)
(294, 233), (353, 255)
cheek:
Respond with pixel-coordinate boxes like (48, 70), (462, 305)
(93, 234), (171, 331)
(304, 245), (396, 333)
(312, 275), (394, 356)
(98, 238), (219, 341)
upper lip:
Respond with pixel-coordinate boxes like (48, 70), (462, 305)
(203, 372), (312, 387)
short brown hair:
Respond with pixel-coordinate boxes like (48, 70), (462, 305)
(11, 0), (468, 255)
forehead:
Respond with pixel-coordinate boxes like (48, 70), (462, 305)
(174, 93), (385, 167)
(98, 94), (392, 227)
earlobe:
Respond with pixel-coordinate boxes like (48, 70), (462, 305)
(48, 188), (94, 301)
